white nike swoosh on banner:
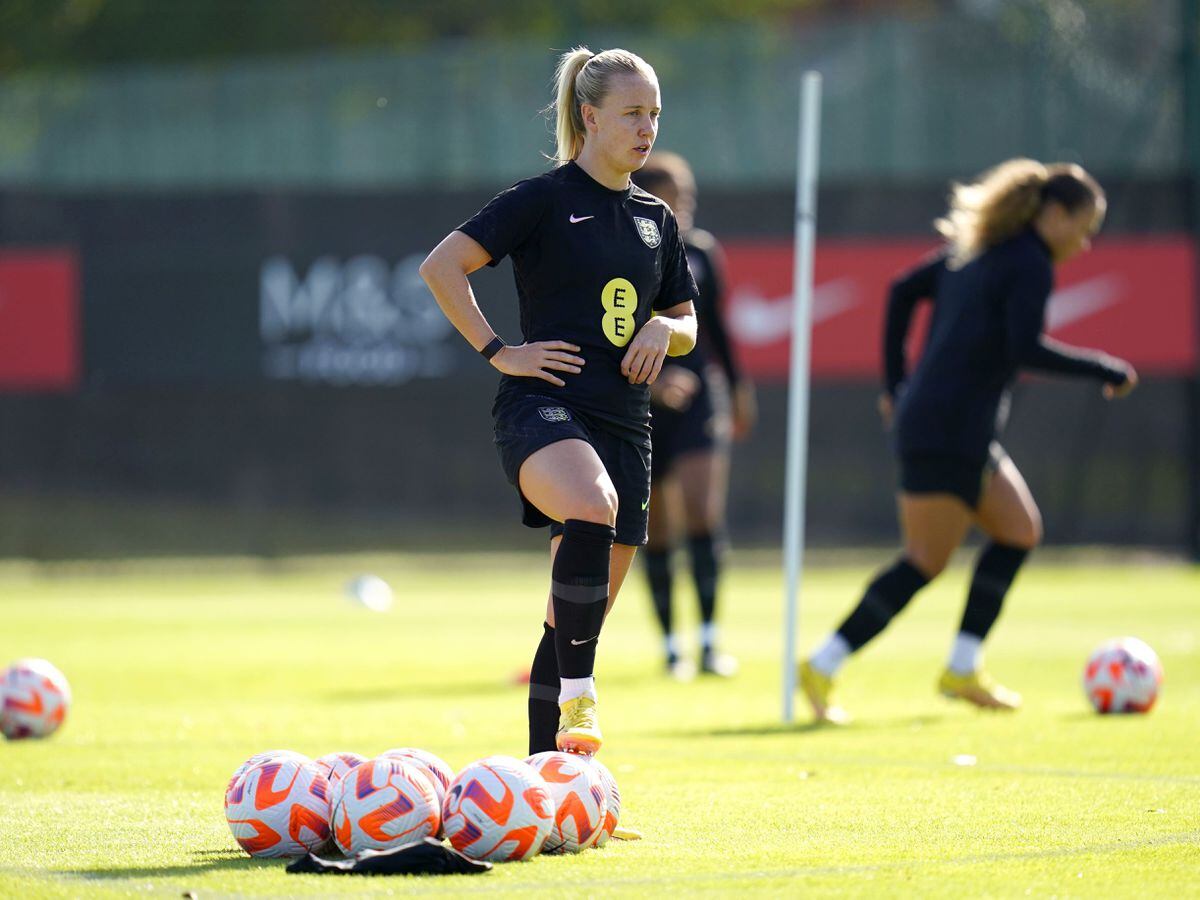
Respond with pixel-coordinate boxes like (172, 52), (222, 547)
(570, 636), (599, 645)
(569, 214), (595, 223)
(726, 276), (1120, 346)
(728, 278), (859, 345)
(1044, 276), (1122, 331)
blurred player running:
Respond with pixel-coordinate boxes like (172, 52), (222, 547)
(800, 159), (1137, 723)
(631, 152), (756, 679)
(421, 47), (697, 755)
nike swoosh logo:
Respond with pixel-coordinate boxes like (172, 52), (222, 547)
(728, 279), (860, 345)
(641, 499), (650, 510)
(1044, 276), (1122, 331)
(570, 636), (598, 645)
(569, 214), (594, 223)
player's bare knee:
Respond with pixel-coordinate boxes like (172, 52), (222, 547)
(576, 487), (618, 526)
(602, 486), (620, 525)
(999, 503), (1043, 550)
(1022, 508), (1044, 549)
(683, 499), (719, 534)
(682, 509), (707, 534)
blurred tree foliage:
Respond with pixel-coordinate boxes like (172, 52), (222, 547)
(0, 0), (939, 73)
(5, 0), (1158, 74)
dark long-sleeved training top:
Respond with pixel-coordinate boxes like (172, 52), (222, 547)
(884, 227), (1128, 464)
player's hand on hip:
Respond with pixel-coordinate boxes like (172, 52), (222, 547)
(621, 317), (671, 385)
(1102, 361), (1138, 399)
(491, 341), (584, 387)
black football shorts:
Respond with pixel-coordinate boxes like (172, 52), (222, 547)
(493, 391), (651, 546)
(899, 441), (1008, 509)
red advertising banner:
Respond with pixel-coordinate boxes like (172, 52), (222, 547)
(723, 238), (1198, 381)
(0, 249), (81, 390)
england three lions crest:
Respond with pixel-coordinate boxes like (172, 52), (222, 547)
(633, 217), (662, 248)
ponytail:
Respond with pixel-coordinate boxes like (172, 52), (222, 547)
(935, 158), (1103, 266)
(550, 46), (657, 165)
(552, 47), (595, 166)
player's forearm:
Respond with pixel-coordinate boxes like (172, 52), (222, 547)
(661, 312), (698, 357)
(1022, 336), (1128, 384)
(419, 258), (498, 352)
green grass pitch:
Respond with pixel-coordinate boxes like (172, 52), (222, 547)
(0, 551), (1197, 897)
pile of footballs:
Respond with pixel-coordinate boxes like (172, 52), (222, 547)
(224, 747), (621, 862)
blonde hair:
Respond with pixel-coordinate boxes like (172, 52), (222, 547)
(936, 158), (1103, 266)
(551, 46), (657, 164)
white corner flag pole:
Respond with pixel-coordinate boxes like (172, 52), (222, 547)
(782, 71), (822, 724)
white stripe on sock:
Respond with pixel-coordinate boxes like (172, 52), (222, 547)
(809, 633), (851, 677)
(559, 676), (596, 703)
(949, 633), (983, 675)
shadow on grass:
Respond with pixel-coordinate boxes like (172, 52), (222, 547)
(652, 714), (947, 740)
(1059, 710), (1138, 722)
(60, 848), (274, 881)
(326, 670), (649, 704)
(325, 680), (518, 703)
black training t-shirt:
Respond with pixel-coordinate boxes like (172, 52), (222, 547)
(458, 161), (697, 444)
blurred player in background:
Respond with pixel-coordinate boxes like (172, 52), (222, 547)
(420, 47), (697, 755)
(800, 159), (1137, 723)
(631, 153), (756, 679)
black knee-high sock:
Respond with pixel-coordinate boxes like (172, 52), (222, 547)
(527, 623), (560, 754)
(835, 557), (930, 651)
(552, 519), (615, 679)
(687, 532), (722, 634)
(959, 542), (1029, 640)
(644, 547), (673, 639)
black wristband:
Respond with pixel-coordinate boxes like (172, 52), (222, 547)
(480, 336), (506, 360)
